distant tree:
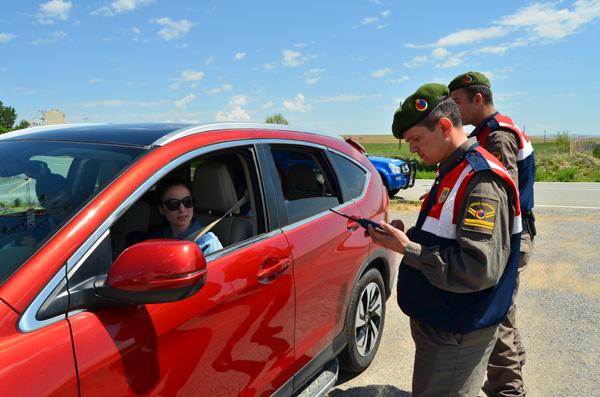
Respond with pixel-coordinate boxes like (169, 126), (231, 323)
(265, 113), (289, 125)
(0, 100), (17, 130)
(13, 120), (30, 130)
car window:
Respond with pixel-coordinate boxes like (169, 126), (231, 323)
(328, 152), (367, 202)
(0, 141), (146, 286)
(110, 146), (265, 259)
(270, 145), (340, 225)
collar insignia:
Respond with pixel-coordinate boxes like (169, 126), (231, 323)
(438, 187), (450, 204)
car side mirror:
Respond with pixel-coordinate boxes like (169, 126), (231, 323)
(95, 239), (208, 305)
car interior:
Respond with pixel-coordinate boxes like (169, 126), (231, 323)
(110, 147), (265, 260)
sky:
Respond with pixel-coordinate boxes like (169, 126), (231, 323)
(1, 0), (600, 136)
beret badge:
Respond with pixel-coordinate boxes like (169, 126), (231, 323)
(415, 99), (428, 111)
(463, 74), (473, 84)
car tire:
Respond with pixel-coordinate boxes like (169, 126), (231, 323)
(388, 188), (400, 198)
(339, 268), (386, 373)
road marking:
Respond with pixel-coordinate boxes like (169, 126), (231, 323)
(536, 204), (600, 210)
(537, 187), (600, 191)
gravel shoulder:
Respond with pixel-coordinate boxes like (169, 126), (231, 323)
(328, 203), (600, 396)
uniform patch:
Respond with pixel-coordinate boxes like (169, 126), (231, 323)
(462, 195), (498, 235)
(438, 187), (450, 204)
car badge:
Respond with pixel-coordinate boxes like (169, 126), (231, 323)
(415, 99), (428, 111)
(438, 187), (450, 204)
(463, 74), (473, 84)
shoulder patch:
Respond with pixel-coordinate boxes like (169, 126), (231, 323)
(462, 195), (498, 235)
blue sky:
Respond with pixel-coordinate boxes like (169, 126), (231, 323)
(1, 0), (600, 136)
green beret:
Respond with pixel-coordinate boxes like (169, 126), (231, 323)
(391, 83), (449, 138)
(448, 71), (490, 91)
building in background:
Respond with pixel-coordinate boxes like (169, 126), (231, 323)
(43, 109), (65, 125)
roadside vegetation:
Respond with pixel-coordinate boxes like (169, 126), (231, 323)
(345, 133), (600, 182)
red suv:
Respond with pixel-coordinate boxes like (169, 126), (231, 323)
(0, 123), (397, 396)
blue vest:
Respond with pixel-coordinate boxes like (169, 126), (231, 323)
(397, 148), (521, 333)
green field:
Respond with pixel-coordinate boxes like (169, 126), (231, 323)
(345, 135), (600, 182)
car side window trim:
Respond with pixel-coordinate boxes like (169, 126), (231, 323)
(255, 139), (371, 233)
(325, 148), (370, 203)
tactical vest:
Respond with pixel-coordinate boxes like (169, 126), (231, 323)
(397, 145), (521, 334)
(472, 113), (535, 214)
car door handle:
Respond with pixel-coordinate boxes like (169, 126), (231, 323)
(257, 258), (290, 282)
(346, 218), (360, 230)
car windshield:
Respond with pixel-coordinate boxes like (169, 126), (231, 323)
(0, 140), (147, 285)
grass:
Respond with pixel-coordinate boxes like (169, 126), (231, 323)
(345, 135), (600, 182)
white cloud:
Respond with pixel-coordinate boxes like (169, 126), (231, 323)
(0, 33), (16, 43)
(499, 1), (600, 40)
(205, 84), (233, 94)
(387, 76), (410, 84)
(205, 56), (215, 65)
(377, 24), (388, 30)
(179, 69), (204, 81)
(403, 55), (428, 68)
(282, 49), (307, 67)
(111, 0), (154, 13)
(381, 10), (391, 17)
(315, 95), (365, 104)
(89, 78), (102, 84)
(283, 94), (312, 113)
(92, 0), (154, 16)
(438, 26), (509, 47)
(262, 101), (274, 110)
(234, 51), (246, 61)
(153, 17), (192, 41)
(169, 82), (180, 91)
(82, 99), (167, 108)
(371, 67), (392, 78)
(362, 17), (378, 25)
(435, 51), (468, 68)
(175, 94), (196, 110)
(215, 95), (251, 121)
(475, 38), (528, 55)
(304, 68), (325, 85)
(32, 30), (67, 45)
(38, 0), (72, 24)
(432, 47), (451, 59)
(263, 63), (277, 70)
(294, 42), (307, 48)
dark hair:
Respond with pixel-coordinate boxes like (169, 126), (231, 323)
(463, 84), (493, 105)
(155, 176), (192, 202)
(417, 97), (462, 131)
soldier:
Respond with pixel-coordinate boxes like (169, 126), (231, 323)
(369, 83), (522, 397)
(449, 72), (536, 397)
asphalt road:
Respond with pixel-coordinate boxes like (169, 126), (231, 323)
(397, 180), (600, 209)
(329, 182), (600, 396)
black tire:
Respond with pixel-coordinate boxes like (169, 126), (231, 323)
(339, 268), (386, 373)
(388, 188), (400, 198)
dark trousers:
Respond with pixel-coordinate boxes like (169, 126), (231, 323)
(410, 318), (498, 397)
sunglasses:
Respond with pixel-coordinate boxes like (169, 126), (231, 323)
(162, 196), (194, 211)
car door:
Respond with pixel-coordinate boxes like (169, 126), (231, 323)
(264, 143), (371, 370)
(66, 144), (296, 396)
(0, 296), (79, 397)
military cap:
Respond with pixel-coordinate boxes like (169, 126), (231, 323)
(448, 71), (490, 91)
(391, 83), (449, 138)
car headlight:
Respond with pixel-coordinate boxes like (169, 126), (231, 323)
(400, 163), (410, 174)
(388, 163), (401, 174)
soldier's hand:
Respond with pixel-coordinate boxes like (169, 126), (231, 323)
(368, 221), (410, 254)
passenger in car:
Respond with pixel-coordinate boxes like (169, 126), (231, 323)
(154, 177), (223, 255)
